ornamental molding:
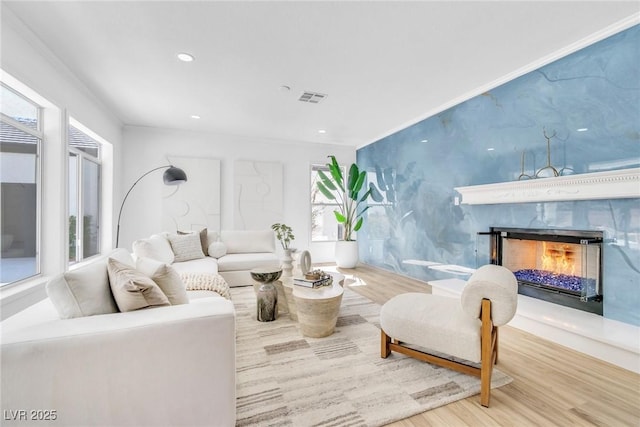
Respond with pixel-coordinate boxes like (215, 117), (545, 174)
(454, 168), (640, 205)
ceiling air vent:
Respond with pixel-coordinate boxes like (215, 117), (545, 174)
(298, 91), (327, 104)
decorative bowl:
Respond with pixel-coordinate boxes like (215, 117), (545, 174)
(250, 268), (283, 283)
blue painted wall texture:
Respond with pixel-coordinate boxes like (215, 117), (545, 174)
(357, 25), (640, 326)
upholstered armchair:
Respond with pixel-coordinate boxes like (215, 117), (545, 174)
(380, 264), (517, 407)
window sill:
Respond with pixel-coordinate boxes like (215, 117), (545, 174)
(0, 275), (49, 321)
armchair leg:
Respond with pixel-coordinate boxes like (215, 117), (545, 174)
(381, 329), (391, 358)
(480, 299), (494, 407)
(494, 328), (499, 365)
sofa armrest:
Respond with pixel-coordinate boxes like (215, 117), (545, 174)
(1, 298), (236, 426)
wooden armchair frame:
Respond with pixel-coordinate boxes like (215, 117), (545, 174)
(381, 298), (498, 407)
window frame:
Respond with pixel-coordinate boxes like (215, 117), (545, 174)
(68, 120), (102, 265)
(0, 83), (43, 287)
(310, 163), (345, 243)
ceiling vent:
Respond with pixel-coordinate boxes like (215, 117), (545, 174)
(298, 91), (327, 104)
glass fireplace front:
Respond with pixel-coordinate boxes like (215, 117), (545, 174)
(484, 227), (603, 315)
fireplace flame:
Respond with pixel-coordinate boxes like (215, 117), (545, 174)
(541, 242), (576, 275)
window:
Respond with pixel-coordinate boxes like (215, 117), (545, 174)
(68, 123), (101, 264)
(310, 164), (343, 242)
(0, 84), (42, 285)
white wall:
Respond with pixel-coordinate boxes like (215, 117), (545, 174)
(121, 126), (355, 262)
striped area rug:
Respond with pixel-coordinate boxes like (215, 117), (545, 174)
(231, 286), (512, 427)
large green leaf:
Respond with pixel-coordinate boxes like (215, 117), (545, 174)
(317, 170), (336, 191)
(353, 170), (366, 194)
(358, 188), (372, 203)
(333, 211), (346, 223)
(353, 217), (364, 232)
(317, 182), (336, 200)
(347, 164), (359, 191)
(327, 156), (343, 190)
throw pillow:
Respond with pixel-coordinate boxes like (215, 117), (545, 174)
(136, 257), (189, 305)
(107, 258), (170, 312)
(46, 252), (121, 319)
(132, 234), (175, 264)
(167, 233), (205, 262)
(208, 241), (227, 258)
(178, 228), (209, 256)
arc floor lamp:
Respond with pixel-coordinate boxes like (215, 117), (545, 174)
(115, 165), (187, 248)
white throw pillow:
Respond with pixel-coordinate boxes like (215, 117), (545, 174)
(208, 241), (227, 258)
(167, 233), (205, 262)
(136, 257), (189, 305)
(132, 234), (175, 264)
(107, 258), (170, 312)
(45, 248), (131, 319)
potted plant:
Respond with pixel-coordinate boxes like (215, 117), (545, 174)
(271, 223), (295, 277)
(316, 155), (382, 268)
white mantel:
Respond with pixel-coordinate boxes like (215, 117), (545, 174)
(454, 168), (640, 205)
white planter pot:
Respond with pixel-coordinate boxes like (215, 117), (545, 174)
(335, 240), (358, 268)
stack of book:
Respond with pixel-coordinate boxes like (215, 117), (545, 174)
(293, 275), (333, 289)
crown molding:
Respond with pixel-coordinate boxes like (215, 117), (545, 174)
(454, 168), (640, 205)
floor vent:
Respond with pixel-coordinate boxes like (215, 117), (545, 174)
(298, 91), (327, 104)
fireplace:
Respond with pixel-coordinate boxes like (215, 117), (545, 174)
(485, 227), (603, 315)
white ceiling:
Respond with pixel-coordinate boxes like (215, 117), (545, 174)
(3, 1), (639, 147)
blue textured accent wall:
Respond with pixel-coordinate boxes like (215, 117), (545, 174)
(357, 25), (640, 326)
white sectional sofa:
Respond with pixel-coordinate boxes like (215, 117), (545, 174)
(1, 248), (236, 426)
(133, 229), (280, 287)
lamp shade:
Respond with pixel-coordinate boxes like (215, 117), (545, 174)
(163, 166), (187, 185)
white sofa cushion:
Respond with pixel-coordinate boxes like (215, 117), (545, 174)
(107, 258), (170, 312)
(167, 233), (205, 262)
(217, 252), (280, 272)
(380, 292), (481, 363)
(45, 249), (133, 319)
(136, 257), (189, 305)
(169, 257), (219, 275)
(221, 230), (275, 254)
(132, 234), (175, 264)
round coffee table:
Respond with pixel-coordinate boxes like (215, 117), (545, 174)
(292, 273), (345, 338)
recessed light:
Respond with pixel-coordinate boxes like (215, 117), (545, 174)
(577, 128), (589, 132)
(191, 115), (200, 119)
(318, 129), (326, 134)
(177, 53), (195, 62)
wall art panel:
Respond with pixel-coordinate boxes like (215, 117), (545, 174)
(234, 160), (283, 230)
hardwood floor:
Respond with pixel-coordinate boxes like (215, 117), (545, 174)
(327, 263), (640, 427)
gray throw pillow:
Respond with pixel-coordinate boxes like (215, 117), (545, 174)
(167, 233), (205, 262)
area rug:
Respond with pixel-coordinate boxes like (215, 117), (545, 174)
(231, 286), (512, 427)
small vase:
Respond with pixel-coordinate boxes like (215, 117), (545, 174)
(281, 248), (294, 277)
(257, 282), (278, 322)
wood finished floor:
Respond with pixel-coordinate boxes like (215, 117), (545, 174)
(327, 263), (640, 427)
